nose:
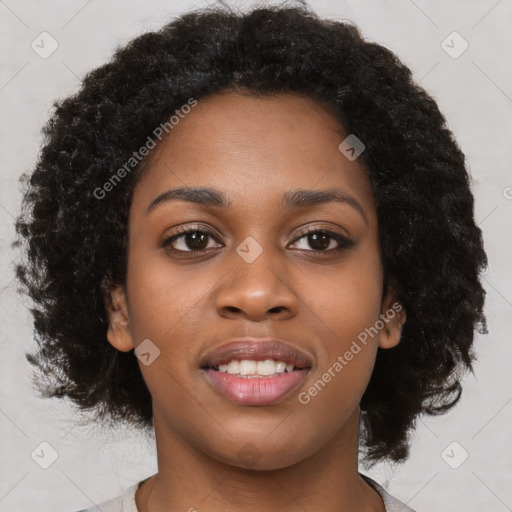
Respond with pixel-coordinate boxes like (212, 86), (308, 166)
(214, 242), (299, 322)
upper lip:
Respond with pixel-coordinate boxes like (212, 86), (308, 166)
(199, 338), (313, 369)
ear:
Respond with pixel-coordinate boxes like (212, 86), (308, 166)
(378, 285), (407, 349)
(103, 282), (134, 353)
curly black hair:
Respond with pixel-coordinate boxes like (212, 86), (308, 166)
(14, 4), (488, 465)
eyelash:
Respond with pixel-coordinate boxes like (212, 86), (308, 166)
(162, 225), (355, 257)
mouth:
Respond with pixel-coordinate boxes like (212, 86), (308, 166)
(199, 338), (312, 406)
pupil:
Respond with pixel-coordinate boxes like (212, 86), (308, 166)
(186, 232), (208, 250)
(309, 233), (329, 250)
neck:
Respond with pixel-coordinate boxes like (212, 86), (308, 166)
(136, 407), (384, 512)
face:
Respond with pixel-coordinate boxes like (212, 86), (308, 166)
(106, 91), (405, 470)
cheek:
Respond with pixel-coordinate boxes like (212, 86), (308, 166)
(299, 248), (383, 408)
(295, 273), (382, 440)
(123, 246), (203, 398)
(125, 244), (209, 343)
(305, 248), (384, 355)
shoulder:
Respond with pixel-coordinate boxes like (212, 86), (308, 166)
(73, 482), (140, 512)
(360, 473), (417, 512)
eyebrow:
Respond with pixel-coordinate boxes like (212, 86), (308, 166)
(146, 186), (368, 226)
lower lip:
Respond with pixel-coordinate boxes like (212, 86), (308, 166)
(203, 368), (309, 406)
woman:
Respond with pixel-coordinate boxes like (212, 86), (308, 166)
(15, 5), (488, 511)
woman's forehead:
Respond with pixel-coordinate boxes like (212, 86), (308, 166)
(131, 91), (375, 220)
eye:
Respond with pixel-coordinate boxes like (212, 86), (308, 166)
(162, 226), (222, 255)
(162, 225), (354, 257)
(290, 228), (354, 254)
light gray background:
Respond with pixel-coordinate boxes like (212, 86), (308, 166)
(1, 1), (511, 510)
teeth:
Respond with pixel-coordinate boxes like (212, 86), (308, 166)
(275, 361), (287, 373)
(239, 360), (257, 376)
(257, 360), (276, 376)
(215, 359), (296, 377)
(227, 360), (239, 374)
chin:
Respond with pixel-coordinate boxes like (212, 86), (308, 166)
(210, 439), (318, 472)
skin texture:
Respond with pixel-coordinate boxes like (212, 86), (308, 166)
(106, 92), (405, 512)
